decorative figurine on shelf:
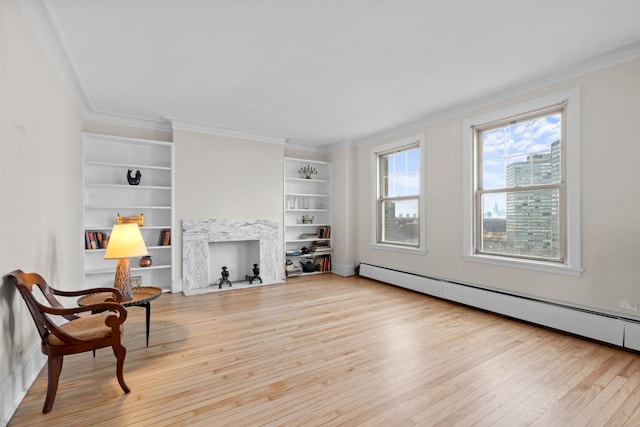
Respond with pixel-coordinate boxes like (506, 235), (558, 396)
(298, 164), (317, 179)
(300, 260), (318, 272)
(218, 266), (232, 289)
(302, 214), (314, 224)
(139, 255), (152, 267)
(127, 169), (142, 185)
(246, 263), (262, 284)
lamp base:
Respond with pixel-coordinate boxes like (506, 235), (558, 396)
(114, 258), (133, 301)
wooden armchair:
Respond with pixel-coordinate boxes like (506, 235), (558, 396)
(6, 270), (130, 413)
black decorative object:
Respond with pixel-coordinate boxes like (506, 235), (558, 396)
(246, 263), (262, 284)
(300, 260), (317, 272)
(127, 169), (142, 185)
(218, 266), (232, 289)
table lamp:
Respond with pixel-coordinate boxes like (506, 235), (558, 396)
(104, 223), (148, 300)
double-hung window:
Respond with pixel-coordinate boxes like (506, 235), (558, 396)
(371, 134), (426, 253)
(463, 89), (581, 275)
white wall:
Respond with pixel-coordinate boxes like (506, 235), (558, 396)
(0, 0), (83, 423)
(328, 146), (357, 275)
(354, 57), (640, 319)
(173, 128), (285, 288)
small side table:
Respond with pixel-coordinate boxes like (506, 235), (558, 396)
(78, 286), (162, 347)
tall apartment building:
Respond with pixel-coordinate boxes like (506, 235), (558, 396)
(505, 140), (561, 258)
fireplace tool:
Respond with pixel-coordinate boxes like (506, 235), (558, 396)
(218, 266), (232, 288)
(246, 263), (262, 284)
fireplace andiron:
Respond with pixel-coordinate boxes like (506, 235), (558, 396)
(218, 266), (232, 288)
(246, 263), (262, 284)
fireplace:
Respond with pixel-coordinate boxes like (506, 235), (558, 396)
(182, 219), (282, 296)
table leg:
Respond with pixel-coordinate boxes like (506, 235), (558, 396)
(142, 302), (151, 346)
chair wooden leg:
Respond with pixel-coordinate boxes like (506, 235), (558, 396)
(43, 355), (63, 413)
(112, 344), (130, 393)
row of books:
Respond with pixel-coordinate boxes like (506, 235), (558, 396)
(85, 229), (171, 250)
(316, 226), (331, 238)
(158, 229), (171, 246)
(314, 254), (331, 272)
(85, 231), (109, 249)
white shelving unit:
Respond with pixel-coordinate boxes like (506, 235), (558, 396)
(284, 157), (332, 276)
(82, 133), (173, 291)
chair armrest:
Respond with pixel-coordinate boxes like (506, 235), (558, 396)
(52, 287), (123, 302)
(35, 300), (127, 323)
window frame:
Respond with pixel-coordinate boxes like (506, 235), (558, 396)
(462, 88), (582, 275)
(370, 134), (426, 254)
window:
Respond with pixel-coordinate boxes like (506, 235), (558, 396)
(371, 134), (426, 253)
(463, 88), (581, 275)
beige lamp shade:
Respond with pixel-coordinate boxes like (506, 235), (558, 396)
(104, 223), (148, 301)
(104, 223), (148, 259)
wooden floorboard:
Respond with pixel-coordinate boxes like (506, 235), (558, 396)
(9, 274), (640, 426)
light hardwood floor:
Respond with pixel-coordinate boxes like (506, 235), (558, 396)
(9, 274), (640, 426)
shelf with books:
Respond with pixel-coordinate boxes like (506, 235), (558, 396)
(82, 133), (174, 291)
(284, 157), (332, 276)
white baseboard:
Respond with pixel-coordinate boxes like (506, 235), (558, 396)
(171, 278), (183, 293)
(331, 263), (355, 277)
(1, 343), (45, 427)
(623, 321), (640, 351)
(360, 263), (632, 348)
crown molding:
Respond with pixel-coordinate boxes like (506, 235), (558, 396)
(170, 118), (287, 145)
(355, 39), (640, 147)
(285, 139), (331, 153)
(83, 110), (172, 132)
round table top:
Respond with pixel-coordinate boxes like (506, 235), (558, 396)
(78, 286), (162, 307)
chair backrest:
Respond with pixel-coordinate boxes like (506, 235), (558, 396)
(7, 270), (74, 344)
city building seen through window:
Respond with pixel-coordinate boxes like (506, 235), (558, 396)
(476, 106), (565, 262)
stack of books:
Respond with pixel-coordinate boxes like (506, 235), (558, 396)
(310, 241), (331, 253)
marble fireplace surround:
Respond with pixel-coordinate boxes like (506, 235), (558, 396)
(182, 219), (282, 296)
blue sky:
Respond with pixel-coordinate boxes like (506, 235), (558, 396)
(481, 113), (561, 217)
(384, 147), (420, 216)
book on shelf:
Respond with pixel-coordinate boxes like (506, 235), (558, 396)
(316, 226), (331, 238)
(158, 229), (171, 246)
(85, 231), (109, 250)
(313, 254), (331, 272)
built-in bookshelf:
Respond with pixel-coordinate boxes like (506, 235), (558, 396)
(82, 133), (173, 291)
(284, 157), (332, 276)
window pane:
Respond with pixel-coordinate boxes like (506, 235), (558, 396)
(394, 151), (407, 173)
(405, 171), (419, 195)
(531, 113), (561, 156)
(381, 147), (420, 197)
(482, 128), (505, 160)
(406, 148), (419, 171)
(381, 199), (419, 245)
(482, 112), (562, 189)
(505, 122), (531, 157)
(482, 158), (506, 190)
(481, 189), (560, 260)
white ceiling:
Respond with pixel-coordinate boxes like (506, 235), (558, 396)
(19, 0), (640, 147)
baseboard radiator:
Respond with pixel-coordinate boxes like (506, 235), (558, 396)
(359, 263), (640, 351)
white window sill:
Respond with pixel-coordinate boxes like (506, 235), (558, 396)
(371, 243), (427, 255)
(463, 253), (582, 276)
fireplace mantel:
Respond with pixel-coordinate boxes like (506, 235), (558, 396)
(182, 219), (282, 296)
